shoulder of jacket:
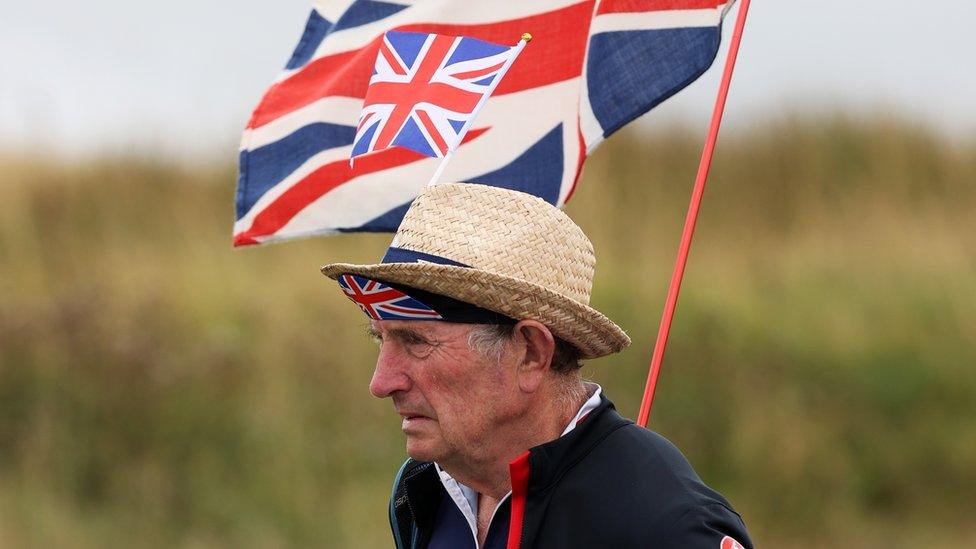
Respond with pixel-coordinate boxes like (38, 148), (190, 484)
(561, 423), (711, 505)
(653, 501), (752, 548)
(597, 422), (692, 465)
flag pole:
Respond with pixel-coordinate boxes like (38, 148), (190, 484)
(636, 0), (752, 428)
(426, 33), (532, 187)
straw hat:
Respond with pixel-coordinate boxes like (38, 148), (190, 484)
(321, 183), (630, 358)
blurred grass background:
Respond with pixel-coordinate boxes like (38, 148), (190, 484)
(1, 116), (974, 547)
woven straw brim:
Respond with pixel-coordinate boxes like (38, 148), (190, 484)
(321, 262), (630, 359)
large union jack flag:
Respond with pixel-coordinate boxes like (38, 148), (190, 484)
(338, 274), (443, 320)
(235, 0), (734, 246)
(353, 31), (520, 159)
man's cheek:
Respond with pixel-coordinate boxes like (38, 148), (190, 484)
(428, 369), (472, 403)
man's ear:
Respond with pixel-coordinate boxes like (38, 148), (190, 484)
(513, 320), (556, 393)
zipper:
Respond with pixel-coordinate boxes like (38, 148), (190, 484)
(403, 463), (432, 549)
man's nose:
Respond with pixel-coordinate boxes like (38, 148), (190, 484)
(369, 345), (411, 398)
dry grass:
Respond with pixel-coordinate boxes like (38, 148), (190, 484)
(1, 116), (974, 547)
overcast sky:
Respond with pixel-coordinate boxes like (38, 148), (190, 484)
(1, 1), (973, 159)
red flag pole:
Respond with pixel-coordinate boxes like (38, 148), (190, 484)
(636, 0), (752, 428)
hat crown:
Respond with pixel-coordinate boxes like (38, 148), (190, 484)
(393, 184), (595, 305)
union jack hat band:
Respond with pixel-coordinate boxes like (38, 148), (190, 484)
(338, 273), (517, 324)
(321, 183), (631, 359)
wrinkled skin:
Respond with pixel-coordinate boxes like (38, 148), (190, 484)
(367, 320), (525, 469)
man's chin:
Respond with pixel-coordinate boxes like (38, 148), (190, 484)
(405, 436), (444, 463)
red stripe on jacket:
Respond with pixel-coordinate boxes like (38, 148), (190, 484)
(506, 451), (531, 549)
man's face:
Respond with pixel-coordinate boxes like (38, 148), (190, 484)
(367, 320), (518, 465)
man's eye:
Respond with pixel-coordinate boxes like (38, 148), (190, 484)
(404, 339), (436, 358)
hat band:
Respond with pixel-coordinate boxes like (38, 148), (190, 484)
(338, 274), (443, 320)
(337, 273), (515, 324)
(381, 246), (469, 267)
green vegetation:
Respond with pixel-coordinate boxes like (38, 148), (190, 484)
(1, 117), (974, 547)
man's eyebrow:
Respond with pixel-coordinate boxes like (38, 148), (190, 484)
(364, 325), (431, 343)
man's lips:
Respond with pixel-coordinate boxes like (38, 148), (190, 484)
(400, 413), (434, 433)
(398, 412), (433, 420)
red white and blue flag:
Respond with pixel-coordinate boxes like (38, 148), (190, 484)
(353, 31), (521, 160)
(235, 0), (734, 246)
(338, 274), (442, 320)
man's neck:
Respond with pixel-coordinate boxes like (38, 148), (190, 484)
(438, 385), (590, 499)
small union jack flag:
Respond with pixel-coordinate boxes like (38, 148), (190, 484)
(338, 274), (442, 320)
(351, 31), (522, 160)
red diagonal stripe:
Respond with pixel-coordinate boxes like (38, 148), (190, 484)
(233, 127), (490, 246)
(380, 39), (408, 75)
(414, 109), (449, 156)
(451, 61), (505, 80)
(356, 111), (375, 133)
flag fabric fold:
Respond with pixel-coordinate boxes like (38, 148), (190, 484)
(235, 0), (734, 247)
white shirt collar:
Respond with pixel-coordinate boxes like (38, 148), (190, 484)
(561, 381), (602, 436)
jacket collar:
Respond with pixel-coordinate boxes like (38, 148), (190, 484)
(524, 393), (630, 490)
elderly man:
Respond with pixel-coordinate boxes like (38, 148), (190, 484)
(322, 183), (751, 549)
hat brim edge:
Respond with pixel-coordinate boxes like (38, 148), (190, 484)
(321, 262), (630, 359)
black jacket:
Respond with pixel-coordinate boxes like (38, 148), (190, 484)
(389, 394), (752, 548)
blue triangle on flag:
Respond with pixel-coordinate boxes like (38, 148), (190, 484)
(351, 119), (380, 158)
(472, 75), (495, 86)
(447, 36), (510, 65)
(448, 119), (465, 133)
(393, 117), (438, 157)
(385, 31), (429, 68)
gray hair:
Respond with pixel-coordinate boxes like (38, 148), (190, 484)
(467, 324), (584, 374)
